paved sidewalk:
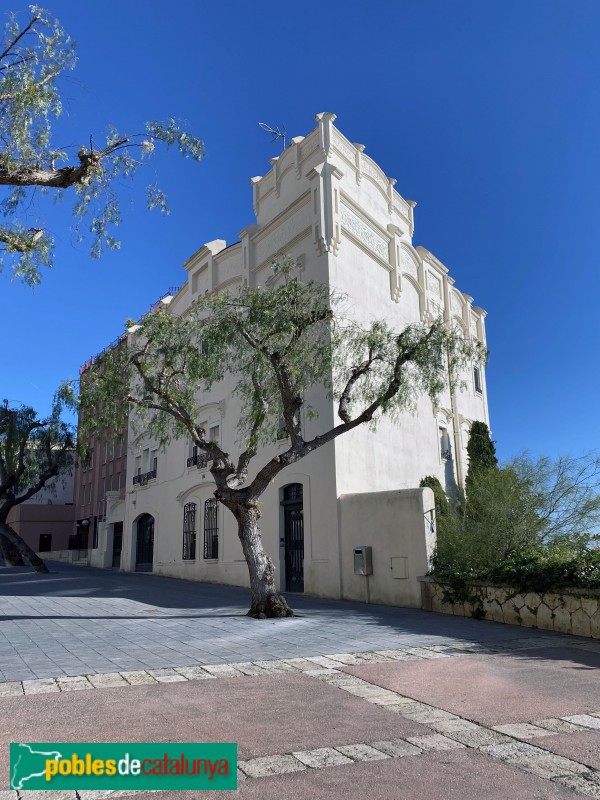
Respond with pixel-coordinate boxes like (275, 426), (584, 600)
(2, 636), (600, 798)
(0, 562), (564, 682)
(3, 562), (600, 798)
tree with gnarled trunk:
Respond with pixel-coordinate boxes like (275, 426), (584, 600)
(68, 259), (484, 617)
(0, 398), (74, 572)
(0, 5), (204, 285)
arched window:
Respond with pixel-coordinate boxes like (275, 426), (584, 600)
(183, 502), (196, 560)
(204, 498), (219, 559)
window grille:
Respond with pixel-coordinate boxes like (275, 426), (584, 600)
(183, 502), (197, 560)
(204, 498), (219, 559)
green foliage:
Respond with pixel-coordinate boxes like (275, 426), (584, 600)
(435, 549), (600, 594)
(465, 420), (497, 494)
(0, 6), (204, 285)
(0, 395), (74, 515)
(433, 448), (600, 595)
(511, 453), (600, 549)
(420, 475), (449, 517)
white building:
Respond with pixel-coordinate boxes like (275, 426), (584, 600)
(93, 113), (489, 607)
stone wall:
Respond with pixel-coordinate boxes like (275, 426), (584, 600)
(419, 577), (600, 639)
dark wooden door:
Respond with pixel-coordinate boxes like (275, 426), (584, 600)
(282, 484), (304, 592)
(112, 522), (123, 568)
(135, 514), (154, 572)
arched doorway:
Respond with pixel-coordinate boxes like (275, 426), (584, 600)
(135, 514), (154, 572)
(281, 484), (304, 592)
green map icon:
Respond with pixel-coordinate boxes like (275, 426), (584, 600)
(11, 743), (63, 790)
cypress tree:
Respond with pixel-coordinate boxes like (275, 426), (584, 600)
(465, 421), (498, 494)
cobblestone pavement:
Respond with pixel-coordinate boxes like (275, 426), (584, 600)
(0, 562), (566, 682)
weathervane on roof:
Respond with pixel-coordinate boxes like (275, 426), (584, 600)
(258, 122), (286, 151)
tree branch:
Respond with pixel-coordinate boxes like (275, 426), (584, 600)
(0, 13), (39, 63)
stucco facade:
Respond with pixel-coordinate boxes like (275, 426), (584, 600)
(94, 113), (490, 606)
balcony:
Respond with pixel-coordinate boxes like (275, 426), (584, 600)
(187, 452), (210, 469)
(133, 469), (157, 487)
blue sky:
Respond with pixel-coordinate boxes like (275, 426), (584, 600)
(2, 0), (599, 463)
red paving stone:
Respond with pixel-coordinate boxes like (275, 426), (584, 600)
(341, 646), (600, 724)
(526, 731), (600, 770)
(0, 673), (430, 786)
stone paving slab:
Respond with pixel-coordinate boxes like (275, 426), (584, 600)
(370, 739), (422, 758)
(292, 746), (353, 768)
(0, 682), (21, 697)
(88, 672), (129, 688)
(481, 741), (591, 779)
(21, 677), (60, 694)
(239, 754), (307, 777)
(119, 671), (157, 685)
(145, 668), (187, 683)
(56, 675), (92, 691)
(535, 717), (590, 734)
(333, 743), (389, 762)
(406, 734), (466, 751)
(563, 714), (600, 730)
(492, 722), (557, 740)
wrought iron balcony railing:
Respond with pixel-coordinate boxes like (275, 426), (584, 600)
(133, 469), (157, 487)
(187, 452), (210, 469)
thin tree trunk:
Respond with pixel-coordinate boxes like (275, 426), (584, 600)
(0, 522), (49, 574)
(233, 504), (292, 618)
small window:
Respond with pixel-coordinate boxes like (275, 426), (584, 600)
(183, 502), (197, 560)
(474, 365), (483, 394)
(440, 428), (451, 461)
(204, 498), (219, 559)
(209, 425), (220, 444)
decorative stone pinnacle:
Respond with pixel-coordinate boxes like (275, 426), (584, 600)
(315, 112), (337, 123)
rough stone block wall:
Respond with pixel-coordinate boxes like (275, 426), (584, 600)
(419, 578), (600, 639)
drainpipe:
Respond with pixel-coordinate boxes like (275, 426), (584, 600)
(449, 382), (464, 491)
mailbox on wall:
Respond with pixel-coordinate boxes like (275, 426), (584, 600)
(353, 546), (373, 576)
